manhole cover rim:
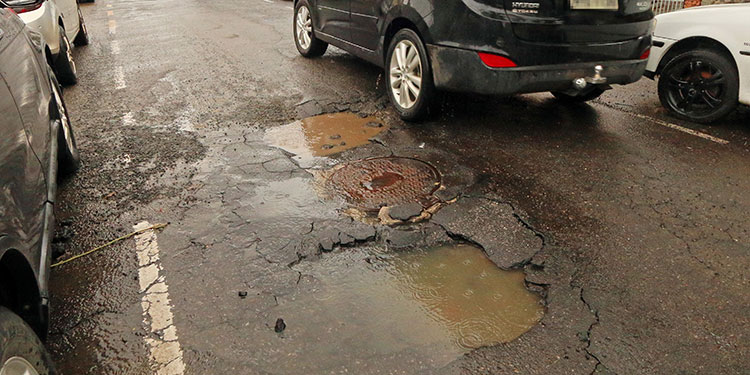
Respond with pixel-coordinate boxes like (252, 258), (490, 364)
(327, 156), (442, 212)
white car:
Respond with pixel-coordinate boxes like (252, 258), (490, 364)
(645, 4), (750, 123)
(2, 0), (89, 85)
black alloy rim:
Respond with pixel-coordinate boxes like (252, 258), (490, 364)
(665, 59), (726, 118)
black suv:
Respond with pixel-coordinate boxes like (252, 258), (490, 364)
(293, 0), (654, 120)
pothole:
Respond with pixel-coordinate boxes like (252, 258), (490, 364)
(259, 244), (544, 373)
(264, 112), (387, 167)
(327, 157), (442, 215)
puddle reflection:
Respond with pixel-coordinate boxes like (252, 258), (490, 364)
(271, 244), (543, 372)
(264, 112), (387, 166)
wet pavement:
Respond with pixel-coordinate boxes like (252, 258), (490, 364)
(48, 0), (750, 374)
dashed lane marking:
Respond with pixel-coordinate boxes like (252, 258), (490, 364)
(114, 66), (126, 89)
(108, 19), (117, 34)
(594, 101), (730, 145)
(107, 10), (114, 16)
(122, 111), (134, 126)
(629, 112), (729, 145)
(110, 40), (120, 55)
(134, 221), (186, 375)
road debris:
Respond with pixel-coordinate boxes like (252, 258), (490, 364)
(274, 318), (286, 333)
(51, 222), (169, 268)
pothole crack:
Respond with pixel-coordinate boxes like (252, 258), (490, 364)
(580, 288), (604, 375)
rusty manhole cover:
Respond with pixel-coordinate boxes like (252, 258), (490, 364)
(327, 157), (441, 211)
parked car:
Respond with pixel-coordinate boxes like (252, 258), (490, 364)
(644, 4), (750, 124)
(0, 8), (80, 374)
(293, 0), (653, 120)
(0, 0), (89, 85)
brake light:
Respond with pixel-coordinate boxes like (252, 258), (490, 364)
(6, 0), (44, 13)
(478, 52), (517, 68)
(640, 48), (651, 60)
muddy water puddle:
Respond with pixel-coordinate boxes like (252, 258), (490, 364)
(264, 112), (387, 167)
(262, 244), (543, 373)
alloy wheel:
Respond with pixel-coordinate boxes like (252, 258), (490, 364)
(296, 6), (312, 50)
(63, 34), (76, 75)
(80, 10), (87, 36)
(0, 357), (41, 375)
(664, 59), (726, 118)
(52, 78), (75, 153)
(389, 40), (422, 109)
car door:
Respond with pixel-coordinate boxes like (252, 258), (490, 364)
(733, 10), (750, 105)
(350, 0), (380, 51)
(52, 0), (79, 39)
(315, 0), (350, 41)
(0, 12), (47, 270)
(0, 24), (52, 178)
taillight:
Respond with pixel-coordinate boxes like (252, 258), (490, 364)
(640, 48), (651, 60)
(6, 0), (44, 13)
(478, 52), (517, 68)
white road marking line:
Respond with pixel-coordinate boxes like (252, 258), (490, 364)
(122, 111), (134, 126)
(134, 221), (186, 375)
(108, 19), (117, 34)
(263, 0), (273, 3)
(106, 4), (112, 7)
(286, 5), (293, 9)
(110, 40), (121, 55)
(114, 66), (126, 89)
(629, 112), (729, 145)
(595, 101), (730, 145)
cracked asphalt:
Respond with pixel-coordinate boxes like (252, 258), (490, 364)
(46, 0), (750, 374)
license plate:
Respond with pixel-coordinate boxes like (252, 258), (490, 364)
(570, 0), (618, 9)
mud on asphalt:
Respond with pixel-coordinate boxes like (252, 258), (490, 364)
(47, 2), (750, 373)
(49, 81), (604, 373)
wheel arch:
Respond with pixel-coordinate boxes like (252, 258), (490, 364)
(0, 246), (45, 339)
(656, 36), (738, 76)
(381, 11), (433, 65)
(44, 45), (55, 68)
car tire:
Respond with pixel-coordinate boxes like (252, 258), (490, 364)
(386, 29), (436, 121)
(294, 0), (327, 57)
(0, 307), (57, 375)
(551, 87), (605, 103)
(49, 69), (81, 176)
(54, 26), (77, 86)
(657, 49), (738, 124)
(73, 8), (89, 46)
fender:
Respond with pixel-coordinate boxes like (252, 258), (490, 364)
(378, 2), (434, 63)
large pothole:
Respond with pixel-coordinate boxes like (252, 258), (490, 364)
(252, 244), (544, 373)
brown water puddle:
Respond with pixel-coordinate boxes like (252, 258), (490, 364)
(256, 244), (544, 373)
(388, 244), (545, 348)
(264, 112), (387, 167)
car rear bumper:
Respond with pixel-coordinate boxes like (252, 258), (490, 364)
(427, 44), (648, 96)
(18, 3), (60, 55)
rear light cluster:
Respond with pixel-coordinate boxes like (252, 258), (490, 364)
(477, 52), (517, 68)
(5, 0), (44, 14)
(640, 48), (651, 60)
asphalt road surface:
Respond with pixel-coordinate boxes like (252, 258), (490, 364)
(49, 0), (749, 374)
